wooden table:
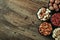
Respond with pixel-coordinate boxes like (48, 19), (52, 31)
(0, 0), (54, 40)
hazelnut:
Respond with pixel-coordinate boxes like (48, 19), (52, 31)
(41, 8), (46, 13)
(53, 4), (59, 9)
(55, 0), (60, 4)
(49, 6), (54, 10)
(59, 4), (60, 8)
(50, 0), (54, 3)
(49, 3), (53, 6)
(55, 8), (59, 11)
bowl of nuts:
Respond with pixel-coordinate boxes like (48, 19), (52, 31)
(37, 0), (60, 40)
(48, 0), (60, 13)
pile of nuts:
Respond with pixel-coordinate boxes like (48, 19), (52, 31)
(37, 7), (51, 21)
(49, 0), (60, 11)
(52, 28), (60, 40)
(37, 0), (60, 40)
(39, 22), (52, 36)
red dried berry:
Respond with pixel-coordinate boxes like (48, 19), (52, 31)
(51, 13), (60, 27)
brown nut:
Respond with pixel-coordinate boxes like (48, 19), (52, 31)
(41, 8), (46, 13)
(55, 8), (59, 11)
(39, 22), (52, 36)
(55, 0), (60, 4)
(50, 0), (54, 3)
(49, 3), (53, 6)
(49, 6), (54, 10)
(59, 4), (60, 8)
(53, 4), (59, 9)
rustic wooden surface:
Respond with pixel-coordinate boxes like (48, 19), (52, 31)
(0, 0), (54, 40)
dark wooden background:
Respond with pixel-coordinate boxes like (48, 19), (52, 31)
(0, 0), (54, 40)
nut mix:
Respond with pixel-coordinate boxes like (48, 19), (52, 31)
(37, 0), (60, 40)
(39, 22), (52, 36)
(52, 28), (60, 40)
(37, 7), (51, 21)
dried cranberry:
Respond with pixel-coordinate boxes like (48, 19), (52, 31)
(51, 13), (60, 27)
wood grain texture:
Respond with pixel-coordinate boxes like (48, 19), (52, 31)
(0, 0), (54, 40)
